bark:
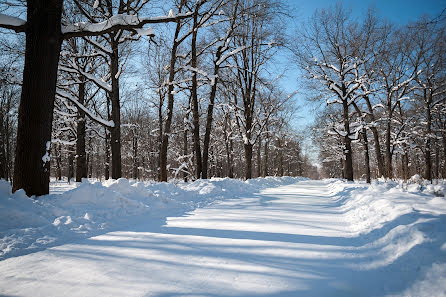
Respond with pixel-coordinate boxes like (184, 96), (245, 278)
(110, 36), (122, 179)
(257, 136), (261, 177)
(55, 144), (62, 181)
(75, 81), (87, 182)
(435, 139), (439, 179)
(132, 133), (138, 180)
(183, 127), (188, 182)
(190, 6), (202, 179)
(364, 95), (385, 178)
(104, 128), (110, 180)
(263, 136), (269, 177)
(342, 97), (353, 181)
(68, 152), (74, 183)
(385, 120), (393, 179)
(201, 66), (219, 179)
(244, 143), (253, 179)
(159, 9), (183, 182)
(424, 91), (432, 181)
(362, 128), (371, 183)
(402, 152), (409, 180)
(12, 0), (63, 196)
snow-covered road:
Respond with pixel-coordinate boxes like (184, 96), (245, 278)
(0, 180), (445, 297)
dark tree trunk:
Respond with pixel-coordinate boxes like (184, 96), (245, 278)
(370, 127), (385, 178)
(159, 12), (183, 182)
(75, 81), (87, 182)
(104, 128), (110, 180)
(278, 138), (284, 177)
(132, 133), (138, 180)
(257, 136), (261, 177)
(385, 120), (393, 179)
(183, 127), (188, 182)
(363, 95), (385, 178)
(202, 66), (219, 179)
(362, 129), (371, 183)
(56, 144), (62, 181)
(191, 7), (202, 179)
(263, 137), (269, 177)
(110, 37), (121, 179)
(342, 98), (353, 181)
(0, 111), (6, 179)
(158, 93), (163, 181)
(244, 143), (253, 179)
(424, 95), (432, 181)
(68, 152), (74, 184)
(12, 0), (63, 196)
(435, 139), (439, 180)
(402, 151), (409, 180)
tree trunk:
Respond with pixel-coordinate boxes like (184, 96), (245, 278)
(190, 7), (202, 179)
(183, 127), (188, 182)
(257, 136), (261, 177)
(362, 128), (371, 183)
(342, 98), (353, 181)
(132, 133), (138, 180)
(110, 37), (121, 179)
(159, 14), (183, 182)
(263, 138), (269, 177)
(385, 120), (393, 179)
(424, 96), (432, 182)
(104, 128), (110, 180)
(68, 152), (74, 184)
(435, 139), (439, 180)
(202, 66), (220, 179)
(75, 81), (87, 182)
(56, 144), (62, 181)
(244, 143), (253, 179)
(363, 95), (385, 178)
(12, 0), (63, 196)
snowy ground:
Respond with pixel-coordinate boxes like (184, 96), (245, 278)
(0, 178), (446, 296)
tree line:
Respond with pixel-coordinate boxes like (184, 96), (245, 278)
(294, 5), (446, 182)
(0, 0), (314, 196)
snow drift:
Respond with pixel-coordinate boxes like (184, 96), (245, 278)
(0, 176), (302, 260)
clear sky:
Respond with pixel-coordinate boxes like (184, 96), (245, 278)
(279, 0), (445, 160)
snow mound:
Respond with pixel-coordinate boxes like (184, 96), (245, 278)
(0, 176), (302, 260)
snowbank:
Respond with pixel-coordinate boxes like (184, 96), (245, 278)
(0, 176), (302, 260)
(326, 179), (446, 297)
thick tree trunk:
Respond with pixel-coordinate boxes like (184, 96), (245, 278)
(278, 138), (284, 177)
(110, 37), (121, 179)
(370, 127), (385, 178)
(263, 138), (269, 177)
(12, 0), (63, 196)
(202, 67), (219, 179)
(104, 128), (110, 180)
(75, 82), (87, 182)
(190, 8), (202, 179)
(363, 95), (385, 178)
(362, 129), (371, 183)
(68, 152), (74, 183)
(244, 143), (253, 179)
(342, 99), (353, 181)
(385, 120), (393, 179)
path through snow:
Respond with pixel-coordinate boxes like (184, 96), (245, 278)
(0, 180), (445, 296)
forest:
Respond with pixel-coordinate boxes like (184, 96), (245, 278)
(0, 0), (445, 196)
